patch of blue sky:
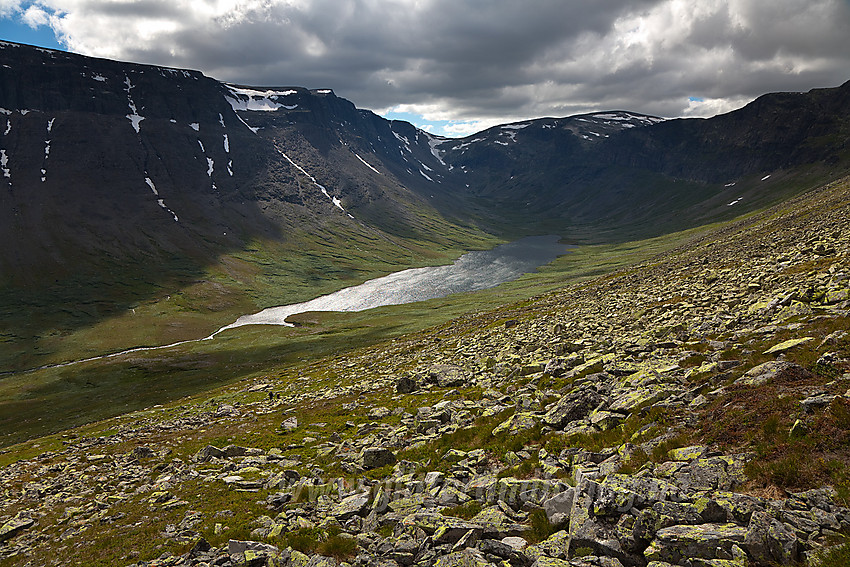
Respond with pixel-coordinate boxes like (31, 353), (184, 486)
(0, 4), (64, 51)
(381, 109), (480, 138)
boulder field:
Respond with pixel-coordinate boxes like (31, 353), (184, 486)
(2, 177), (850, 566)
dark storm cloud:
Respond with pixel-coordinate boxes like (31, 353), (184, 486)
(30, 0), (850, 130)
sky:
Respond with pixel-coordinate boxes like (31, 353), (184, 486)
(1, 1), (849, 137)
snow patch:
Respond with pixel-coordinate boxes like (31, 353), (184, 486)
(218, 114), (225, 128)
(223, 134), (230, 153)
(227, 160), (233, 176)
(761, 174), (771, 181)
(169, 119), (177, 124)
(1, 149), (10, 178)
(190, 123), (200, 132)
(198, 140), (205, 153)
(451, 138), (485, 151)
(593, 113), (630, 121)
(317, 89), (332, 94)
(501, 123), (529, 130)
(46, 118), (55, 133)
(724, 182), (737, 187)
(225, 86), (299, 112)
(207, 158), (214, 177)
(0, 108), (10, 115)
(728, 197), (743, 206)
(420, 170), (434, 182)
(3, 120), (10, 136)
(426, 134), (447, 166)
(276, 145), (352, 217)
(393, 131), (411, 150)
(124, 76), (144, 133)
(127, 114), (144, 133)
(233, 112), (259, 134)
(354, 153), (381, 175)
(146, 176), (179, 221)
(92, 74), (107, 82)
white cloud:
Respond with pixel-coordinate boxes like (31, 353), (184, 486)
(0, 0), (23, 17)
(6, 0), (850, 135)
(21, 4), (50, 27)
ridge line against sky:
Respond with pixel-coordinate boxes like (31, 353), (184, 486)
(1, 0), (850, 138)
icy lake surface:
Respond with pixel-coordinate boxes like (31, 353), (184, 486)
(214, 235), (568, 333)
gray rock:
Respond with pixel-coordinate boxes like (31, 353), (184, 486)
(645, 523), (748, 565)
(331, 492), (371, 521)
(396, 375), (418, 394)
(428, 364), (470, 388)
(194, 445), (227, 462)
(734, 361), (812, 387)
(800, 393), (837, 413)
(307, 556), (341, 567)
(227, 539), (280, 555)
(433, 549), (492, 567)
(0, 516), (35, 543)
(281, 416), (299, 431)
(543, 488), (575, 525)
(543, 386), (603, 429)
(567, 479), (642, 566)
(745, 510), (799, 565)
(361, 447), (397, 470)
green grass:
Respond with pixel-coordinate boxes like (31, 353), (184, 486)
(0, 219), (718, 447)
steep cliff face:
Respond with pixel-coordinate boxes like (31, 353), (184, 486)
(0, 42), (295, 284)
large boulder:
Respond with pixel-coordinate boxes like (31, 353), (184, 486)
(543, 386), (603, 429)
(567, 479), (644, 566)
(0, 516), (35, 543)
(543, 488), (575, 525)
(744, 511), (799, 565)
(644, 524), (748, 564)
(427, 364), (471, 388)
(734, 361), (812, 387)
(360, 447), (397, 470)
(331, 492), (371, 521)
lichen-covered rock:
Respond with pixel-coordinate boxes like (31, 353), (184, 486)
(543, 386), (603, 429)
(734, 361), (812, 386)
(433, 548), (491, 566)
(744, 510), (799, 565)
(543, 488), (575, 525)
(531, 557), (573, 567)
(567, 479), (643, 566)
(360, 447), (397, 470)
(330, 492), (370, 521)
(0, 516), (35, 543)
(427, 364), (471, 388)
(492, 412), (539, 436)
(644, 523), (748, 564)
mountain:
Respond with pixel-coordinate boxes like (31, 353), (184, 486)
(2, 40), (850, 371)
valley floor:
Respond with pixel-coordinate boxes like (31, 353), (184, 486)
(2, 177), (850, 566)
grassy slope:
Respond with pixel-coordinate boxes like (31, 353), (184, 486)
(2, 177), (850, 566)
(0, 219), (718, 447)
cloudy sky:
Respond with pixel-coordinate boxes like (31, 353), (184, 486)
(1, 0), (849, 136)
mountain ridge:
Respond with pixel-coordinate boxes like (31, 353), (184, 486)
(2, 39), (850, 372)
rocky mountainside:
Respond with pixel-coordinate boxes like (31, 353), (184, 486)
(3, 40), (850, 286)
(3, 41), (850, 365)
(1, 170), (849, 565)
